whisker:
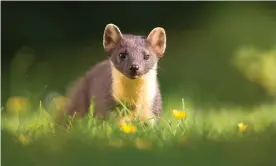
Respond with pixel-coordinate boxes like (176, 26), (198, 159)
(158, 66), (166, 72)
(150, 65), (167, 73)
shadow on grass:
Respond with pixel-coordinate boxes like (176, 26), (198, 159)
(2, 127), (276, 166)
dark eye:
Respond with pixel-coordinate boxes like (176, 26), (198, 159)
(119, 53), (127, 60)
(144, 54), (150, 60)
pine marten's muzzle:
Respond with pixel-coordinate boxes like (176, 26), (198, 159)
(129, 64), (141, 79)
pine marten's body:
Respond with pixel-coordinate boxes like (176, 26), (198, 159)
(65, 24), (167, 125)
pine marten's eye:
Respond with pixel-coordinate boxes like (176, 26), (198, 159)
(119, 53), (127, 60)
(144, 54), (150, 60)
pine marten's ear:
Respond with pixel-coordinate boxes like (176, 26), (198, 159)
(147, 27), (167, 58)
(103, 23), (123, 53)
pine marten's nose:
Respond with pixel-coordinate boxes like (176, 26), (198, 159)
(129, 64), (139, 72)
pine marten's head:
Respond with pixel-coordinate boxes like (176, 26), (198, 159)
(103, 23), (167, 79)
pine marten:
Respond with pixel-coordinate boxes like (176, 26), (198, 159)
(64, 23), (167, 126)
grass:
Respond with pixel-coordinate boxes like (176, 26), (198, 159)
(1, 98), (276, 166)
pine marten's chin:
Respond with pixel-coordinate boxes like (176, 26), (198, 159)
(128, 72), (144, 79)
(128, 75), (139, 79)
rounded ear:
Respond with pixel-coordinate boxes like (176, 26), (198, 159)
(103, 23), (123, 52)
(147, 27), (167, 58)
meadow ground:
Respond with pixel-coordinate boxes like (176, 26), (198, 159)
(1, 98), (276, 166)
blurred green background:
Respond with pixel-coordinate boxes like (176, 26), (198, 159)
(2, 1), (276, 110)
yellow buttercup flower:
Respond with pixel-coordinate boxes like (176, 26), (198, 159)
(172, 109), (187, 120)
(6, 96), (30, 116)
(18, 135), (30, 146)
(120, 124), (137, 134)
(135, 138), (152, 150)
(238, 122), (248, 132)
